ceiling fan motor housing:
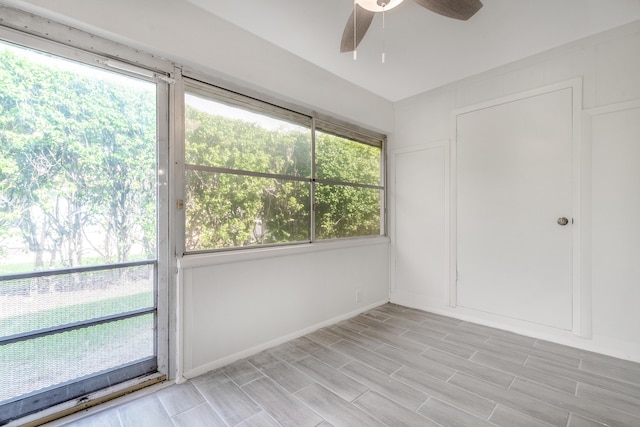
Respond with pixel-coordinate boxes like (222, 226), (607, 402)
(356, 0), (404, 12)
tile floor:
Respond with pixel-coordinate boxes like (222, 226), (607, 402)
(55, 303), (640, 426)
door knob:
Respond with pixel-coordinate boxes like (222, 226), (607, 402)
(557, 217), (569, 226)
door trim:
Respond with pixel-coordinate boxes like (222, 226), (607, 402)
(449, 78), (585, 336)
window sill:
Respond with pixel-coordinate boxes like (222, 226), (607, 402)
(177, 236), (390, 269)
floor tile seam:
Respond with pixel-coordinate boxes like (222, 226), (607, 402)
(526, 354), (640, 392)
(192, 375), (259, 427)
(240, 376), (316, 427)
(115, 408), (124, 427)
(574, 383), (640, 417)
(410, 336), (477, 360)
(506, 374), (518, 390)
(294, 356), (371, 401)
(256, 412), (286, 427)
(441, 336), (500, 355)
(157, 389), (206, 419)
(483, 339), (581, 368)
(448, 371), (564, 419)
(532, 340), (589, 362)
(421, 348), (514, 384)
(291, 382), (346, 425)
(352, 390), (438, 427)
(224, 368), (268, 389)
(444, 367), (459, 383)
(566, 412), (604, 427)
(350, 392), (395, 427)
(580, 356), (640, 375)
(171, 401), (230, 427)
(246, 357), (272, 372)
(576, 379), (640, 407)
(485, 335), (546, 350)
(414, 395), (432, 417)
(471, 353), (579, 395)
(487, 405), (558, 427)
(573, 380), (585, 398)
(512, 377), (640, 425)
(445, 372), (503, 403)
(131, 394), (172, 423)
(348, 388), (371, 404)
(237, 374), (269, 390)
(389, 368), (497, 419)
(419, 396), (489, 426)
(358, 331), (425, 354)
(415, 327), (447, 342)
(577, 364), (640, 386)
(545, 394), (640, 426)
(476, 390), (569, 426)
(154, 390), (178, 418)
(331, 355), (354, 370)
(388, 364), (403, 377)
(337, 362), (431, 410)
(263, 371), (315, 395)
(485, 401), (500, 423)
(391, 364), (459, 392)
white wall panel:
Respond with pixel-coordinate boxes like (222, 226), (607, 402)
(392, 145), (447, 305)
(181, 241), (389, 376)
(591, 105), (640, 345)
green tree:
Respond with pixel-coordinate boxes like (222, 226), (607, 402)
(315, 132), (381, 239)
(184, 105), (381, 250)
(0, 46), (157, 274)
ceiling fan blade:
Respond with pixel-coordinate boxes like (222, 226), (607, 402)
(412, 0), (483, 20)
(340, 4), (376, 53)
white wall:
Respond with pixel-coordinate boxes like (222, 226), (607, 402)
(3, 0), (393, 377)
(179, 241), (389, 377)
(391, 20), (640, 361)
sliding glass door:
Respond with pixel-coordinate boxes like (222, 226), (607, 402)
(0, 39), (167, 423)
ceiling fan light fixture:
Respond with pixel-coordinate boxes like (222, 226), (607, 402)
(355, 0), (404, 13)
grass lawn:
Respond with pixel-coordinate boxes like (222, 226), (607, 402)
(0, 313), (155, 401)
(0, 291), (154, 337)
(0, 258), (158, 402)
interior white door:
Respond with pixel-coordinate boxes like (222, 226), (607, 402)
(456, 88), (574, 330)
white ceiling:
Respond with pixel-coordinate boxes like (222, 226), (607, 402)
(186, 0), (640, 102)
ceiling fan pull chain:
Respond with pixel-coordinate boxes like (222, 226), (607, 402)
(353, 0), (358, 60)
(381, 4), (386, 63)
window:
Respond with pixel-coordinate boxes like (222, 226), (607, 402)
(184, 80), (385, 252)
(0, 39), (168, 424)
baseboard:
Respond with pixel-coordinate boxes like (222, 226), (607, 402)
(182, 299), (389, 379)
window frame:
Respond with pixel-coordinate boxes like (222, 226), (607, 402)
(181, 77), (387, 255)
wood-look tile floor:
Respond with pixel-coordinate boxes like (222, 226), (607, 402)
(58, 304), (640, 426)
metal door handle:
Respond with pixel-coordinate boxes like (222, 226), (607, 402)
(557, 217), (569, 226)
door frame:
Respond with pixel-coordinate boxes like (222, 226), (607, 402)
(449, 78), (585, 336)
(0, 16), (174, 424)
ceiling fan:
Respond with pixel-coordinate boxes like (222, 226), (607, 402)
(340, 0), (483, 53)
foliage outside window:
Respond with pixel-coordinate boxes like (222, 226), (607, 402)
(0, 42), (157, 274)
(184, 82), (384, 252)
